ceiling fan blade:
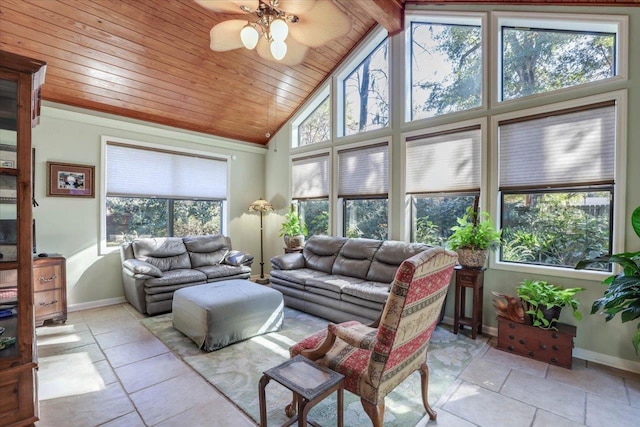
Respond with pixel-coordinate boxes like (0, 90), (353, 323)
(256, 37), (308, 65)
(277, 0), (316, 16)
(195, 0), (258, 14)
(209, 20), (247, 51)
(289, 0), (352, 48)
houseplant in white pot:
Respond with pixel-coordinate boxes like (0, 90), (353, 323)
(279, 204), (308, 249)
(448, 207), (502, 268)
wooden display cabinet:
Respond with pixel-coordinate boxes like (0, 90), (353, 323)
(0, 50), (46, 426)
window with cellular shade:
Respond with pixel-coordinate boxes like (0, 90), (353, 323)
(406, 126), (481, 194)
(292, 153), (329, 199)
(106, 143), (228, 199)
(338, 142), (389, 198)
(499, 102), (615, 190)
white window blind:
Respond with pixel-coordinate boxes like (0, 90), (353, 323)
(106, 143), (228, 199)
(338, 143), (389, 198)
(292, 154), (329, 199)
(406, 127), (481, 194)
(499, 103), (615, 189)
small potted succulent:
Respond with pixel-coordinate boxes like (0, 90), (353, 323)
(279, 204), (308, 249)
(517, 279), (583, 329)
(448, 207), (502, 268)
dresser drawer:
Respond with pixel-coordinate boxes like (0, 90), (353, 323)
(33, 264), (62, 292)
(34, 289), (64, 317)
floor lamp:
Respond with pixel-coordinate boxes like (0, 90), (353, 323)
(249, 197), (273, 285)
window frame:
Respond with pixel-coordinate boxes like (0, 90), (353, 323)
(290, 148), (332, 236)
(291, 84), (331, 149)
(489, 90), (627, 280)
(492, 11), (628, 107)
(100, 136), (230, 254)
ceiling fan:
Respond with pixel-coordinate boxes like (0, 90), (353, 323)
(195, 0), (352, 65)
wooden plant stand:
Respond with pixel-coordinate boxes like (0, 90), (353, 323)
(496, 317), (576, 369)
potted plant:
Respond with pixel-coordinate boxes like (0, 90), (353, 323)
(279, 204), (308, 249)
(448, 207), (502, 268)
(575, 204), (640, 354)
(516, 279), (583, 329)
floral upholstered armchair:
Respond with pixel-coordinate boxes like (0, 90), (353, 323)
(288, 246), (458, 426)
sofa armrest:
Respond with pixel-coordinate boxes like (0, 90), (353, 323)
(270, 253), (304, 270)
(122, 259), (162, 278)
(224, 250), (253, 267)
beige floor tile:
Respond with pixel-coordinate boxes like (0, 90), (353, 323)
(416, 408), (477, 427)
(102, 337), (170, 368)
(115, 352), (192, 393)
(129, 371), (225, 426)
(87, 316), (143, 336)
(100, 411), (146, 427)
(547, 362), (628, 403)
(95, 323), (156, 350)
(532, 409), (585, 427)
(442, 381), (536, 427)
(39, 341), (106, 363)
(459, 357), (511, 392)
(481, 347), (548, 378)
(626, 377), (640, 408)
(35, 328), (96, 356)
(154, 399), (254, 427)
(39, 355), (117, 401)
(586, 393), (639, 427)
(501, 369), (585, 422)
(37, 382), (134, 427)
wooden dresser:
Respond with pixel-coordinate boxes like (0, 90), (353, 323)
(33, 256), (67, 327)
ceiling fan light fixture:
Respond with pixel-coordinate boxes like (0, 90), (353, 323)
(240, 23), (259, 49)
(270, 40), (287, 60)
(270, 18), (288, 42)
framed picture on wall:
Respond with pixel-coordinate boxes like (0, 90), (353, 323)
(47, 161), (95, 198)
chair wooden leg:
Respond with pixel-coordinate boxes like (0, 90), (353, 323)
(285, 392), (298, 418)
(361, 398), (385, 427)
(419, 362), (437, 420)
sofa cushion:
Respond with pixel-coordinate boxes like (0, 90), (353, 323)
(270, 268), (330, 286)
(303, 236), (347, 273)
(341, 293), (385, 310)
(332, 238), (382, 279)
(195, 264), (251, 279)
(144, 269), (207, 287)
(132, 237), (191, 272)
(305, 275), (365, 293)
(122, 259), (163, 277)
(342, 280), (391, 304)
(366, 241), (431, 283)
(184, 235), (230, 267)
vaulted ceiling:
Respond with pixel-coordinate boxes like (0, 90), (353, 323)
(0, 0), (635, 145)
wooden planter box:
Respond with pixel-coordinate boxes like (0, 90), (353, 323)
(496, 317), (576, 369)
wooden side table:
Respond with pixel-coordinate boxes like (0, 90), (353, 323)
(453, 266), (486, 339)
(258, 354), (344, 427)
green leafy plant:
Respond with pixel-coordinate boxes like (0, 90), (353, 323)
(279, 204), (308, 237)
(448, 207), (502, 250)
(517, 279), (583, 329)
(575, 205), (640, 354)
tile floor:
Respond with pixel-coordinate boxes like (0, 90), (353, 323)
(35, 303), (640, 427)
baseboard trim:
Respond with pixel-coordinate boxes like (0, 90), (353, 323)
(441, 319), (640, 374)
(68, 296), (126, 312)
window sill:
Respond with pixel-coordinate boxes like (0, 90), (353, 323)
(490, 259), (612, 282)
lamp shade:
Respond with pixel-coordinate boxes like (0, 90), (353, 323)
(249, 198), (274, 212)
(270, 40), (287, 60)
(270, 18), (289, 42)
(240, 24), (259, 49)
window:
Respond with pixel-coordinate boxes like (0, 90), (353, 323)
(337, 142), (389, 239)
(498, 102), (616, 270)
(104, 141), (227, 247)
(497, 13), (625, 102)
(405, 126), (481, 245)
(298, 95), (330, 147)
(292, 153), (330, 236)
(408, 14), (483, 121)
(343, 38), (389, 136)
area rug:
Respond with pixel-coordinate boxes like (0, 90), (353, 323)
(141, 308), (488, 426)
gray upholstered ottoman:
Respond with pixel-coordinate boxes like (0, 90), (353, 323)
(172, 279), (284, 351)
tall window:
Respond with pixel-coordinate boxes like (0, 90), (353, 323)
(298, 95), (330, 147)
(104, 142), (227, 247)
(406, 126), (481, 246)
(343, 38), (389, 136)
(292, 153), (330, 236)
(338, 142), (389, 239)
(498, 102), (616, 270)
(408, 15), (483, 121)
(498, 14), (622, 102)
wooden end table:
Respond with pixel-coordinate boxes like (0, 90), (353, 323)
(453, 265), (486, 339)
(258, 355), (344, 427)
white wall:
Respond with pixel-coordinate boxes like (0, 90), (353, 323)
(33, 103), (267, 309)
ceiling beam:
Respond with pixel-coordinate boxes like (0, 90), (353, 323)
(358, 0), (405, 36)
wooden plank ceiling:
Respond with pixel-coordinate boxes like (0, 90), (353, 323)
(0, 0), (635, 145)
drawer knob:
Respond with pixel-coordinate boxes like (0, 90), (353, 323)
(507, 345), (514, 351)
(508, 334), (514, 340)
(552, 345), (559, 351)
(519, 339), (525, 345)
(39, 274), (58, 282)
(39, 300), (58, 307)
(540, 344), (547, 350)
